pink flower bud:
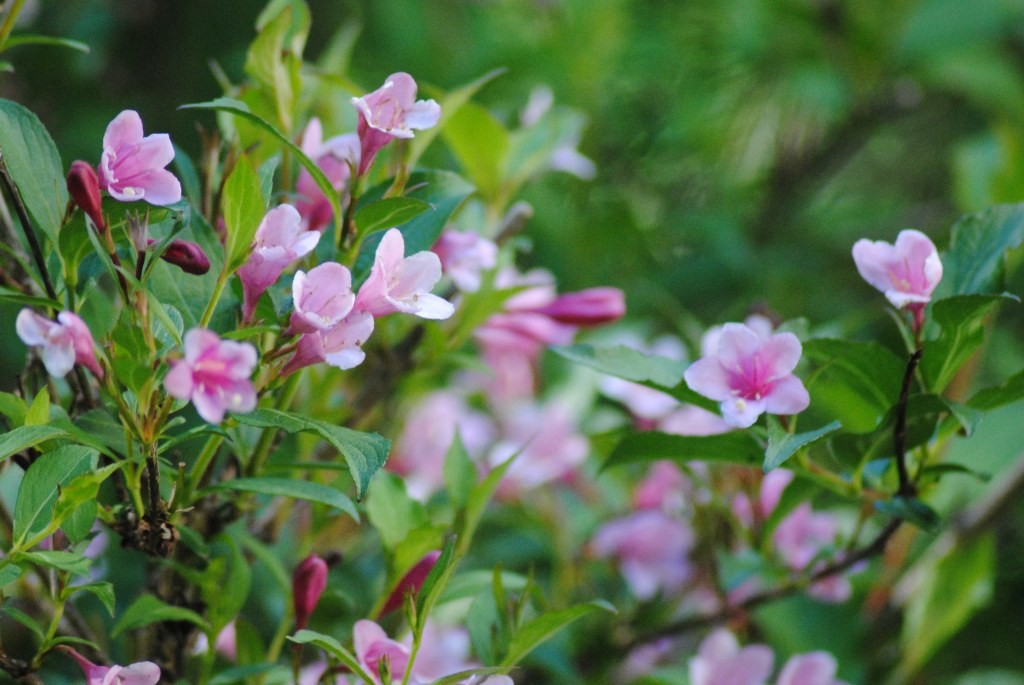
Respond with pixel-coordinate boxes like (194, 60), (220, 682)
(155, 239), (211, 275)
(293, 553), (329, 631)
(531, 287), (626, 326)
(67, 160), (105, 231)
(381, 550), (441, 615)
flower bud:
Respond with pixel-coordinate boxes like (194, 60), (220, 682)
(292, 553), (328, 631)
(381, 550), (441, 615)
(158, 239), (211, 275)
(533, 287), (626, 326)
(67, 160), (105, 231)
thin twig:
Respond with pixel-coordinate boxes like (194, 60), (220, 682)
(894, 349), (922, 497)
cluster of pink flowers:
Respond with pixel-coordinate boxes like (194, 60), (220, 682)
(688, 629), (849, 685)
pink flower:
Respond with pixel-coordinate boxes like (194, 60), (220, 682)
(852, 229), (942, 329)
(97, 110), (181, 206)
(776, 652), (849, 685)
(16, 309), (103, 379)
(658, 405), (732, 436)
(60, 646), (161, 685)
(352, 72), (441, 176)
(355, 228), (454, 320)
(531, 287), (625, 326)
(591, 509), (694, 600)
(772, 503), (839, 571)
(238, 204), (321, 320)
(432, 229), (498, 293)
(382, 551), (441, 616)
(293, 553), (329, 631)
(633, 461), (691, 512)
(289, 263), (356, 334)
(164, 329), (258, 424)
(688, 629), (774, 685)
(684, 323), (809, 428)
(353, 619), (412, 685)
(296, 118), (359, 232)
(67, 160), (105, 231)
(281, 311), (375, 375)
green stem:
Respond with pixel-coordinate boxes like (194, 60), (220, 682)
(0, 156), (58, 302)
(199, 270), (230, 329)
(247, 371), (301, 477)
(0, 0), (26, 51)
(184, 434), (226, 505)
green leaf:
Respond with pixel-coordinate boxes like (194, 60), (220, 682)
(922, 293), (1016, 392)
(499, 600), (616, 668)
(17, 550), (90, 574)
(352, 170), (474, 283)
(0, 391), (27, 425)
(2, 604), (46, 641)
(0, 98), (67, 245)
(365, 472), (427, 550)
(233, 408), (390, 499)
(289, 630), (375, 683)
(551, 343), (687, 388)
(206, 535), (252, 635)
(763, 419), (842, 472)
(3, 34), (90, 53)
(443, 433), (477, 510)
(409, 68), (506, 169)
(933, 203), (1024, 297)
(969, 366), (1024, 410)
(0, 564), (23, 587)
(222, 156), (266, 273)
(13, 445), (97, 545)
(441, 101), (509, 200)
(208, 665), (286, 685)
(65, 581), (116, 616)
(245, 4), (297, 131)
(180, 98), (340, 232)
(0, 285), (61, 310)
(874, 496), (941, 531)
(355, 196), (432, 235)
(204, 477), (358, 520)
(428, 668), (509, 685)
(0, 424), (69, 463)
(414, 534), (459, 631)
(803, 338), (905, 433)
(25, 389), (49, 425)
(898, 533), (995, 679)
(53, 463), (122, 542)
(604, 430), (763, 469)
(112, 594), (208, 638)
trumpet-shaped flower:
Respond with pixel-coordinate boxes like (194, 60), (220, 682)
(352, 72), (441, 175)
(353, 619), (412, 685)
(16, 309), (103, 379)
(98, 110), (181, 206)
(282, 311), (375, 376)
(290, 263), (356, 334)
(688, 629), (774, 685)
(238, 204), (321, 320)
(164, 329), (258, 424)
(355, 228), (454, 320)
(296, 118), (359, 231)
(60, 646), (161, 685)
(432, 229), (498, 293)
(684, 323), (809, 428)
(852, 229), (942, 328)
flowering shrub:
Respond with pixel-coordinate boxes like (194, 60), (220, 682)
(1, 2), (1024, 684)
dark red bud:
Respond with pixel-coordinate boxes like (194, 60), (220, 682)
(381, 550), (441, 615)
(159, 240), (211, 275)
(67, 161), (105, 231)
(533, 287), (626, 326)
(292, 554), (328, 631)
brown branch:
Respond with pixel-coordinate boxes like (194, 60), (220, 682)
(894, 349), (922, 497)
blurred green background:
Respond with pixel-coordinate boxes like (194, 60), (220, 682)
(4, 1), (1024, 681)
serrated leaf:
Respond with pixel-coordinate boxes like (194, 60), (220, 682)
(112, 594), (208, 637)
(180, 98), (340, 232)
(0, 98), (67, 245)
(499, 600), (616, 668)
(13, 445), (97, 544)
(763, 419), (842, 472)
(233, 408), (389, 499)
(355, 196), (432, 235)
(605, 430), (763, 469)
(934, 203), (1024, 297)
(205, 477), (358, 520)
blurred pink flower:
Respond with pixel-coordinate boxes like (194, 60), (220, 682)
(772, 503), (839, 571)
(296, 118), (359, 232)
(532, 287), (625, 326)
(591, 509), (694, 600)
(60, 646), (161, 685)
(289, 263), (356, 334)
(164, 329), (258, 424)
(352, 72), (441, 175)
(412, 621), (476, 682)
(688, 629), (774, 685)
(684, 323), (809, 428)
(487, 400), (588, 495)
(633, 461), (691, 512)
(432, 229), (498, 293)
(733, 469), (795, 528)
(776, 652), (849, 685)
(238, 204), (321, 320)
(282, 310), (375, 375)
(658, 405), (731, 437)
(293, 553), (329, 631)
(16, 309), (103, 379)
(67, 160), (105, 231)
(852, 229), (942, 330)
(353, 619), (412, 685)
(98, 109), (181, 206)
(355, 228), (454, 320)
